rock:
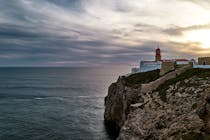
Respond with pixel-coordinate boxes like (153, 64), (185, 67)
(104, 77), (141, 133)
(184, 79), (189, 83)
(119, 76), (210, 140)
(130, 103), (145, 110)
(104, 68), (210, 139)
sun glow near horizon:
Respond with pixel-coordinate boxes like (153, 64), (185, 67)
(184, 29), (210, 49)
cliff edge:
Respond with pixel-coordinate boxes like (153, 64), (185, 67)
(104, 68), (210, 140)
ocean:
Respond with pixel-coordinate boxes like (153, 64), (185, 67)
(0, 67), (129, 140)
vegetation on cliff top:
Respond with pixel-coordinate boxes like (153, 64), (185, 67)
(182, 132), (210, 140)
(156, 68), (210, 102)
(124, 69), (160, 86)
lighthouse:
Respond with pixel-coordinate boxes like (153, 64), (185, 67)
(155, 47), (161, 61)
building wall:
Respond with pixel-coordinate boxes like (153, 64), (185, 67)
(155, 56), (161, 62)
(131, 68), (139, 73)
(160, 61), (175, 76)
(193, 64), (210, 69)
(198, 57), (210, 65)
(176, 61), (189, 65)
(139, 61), (161, 72)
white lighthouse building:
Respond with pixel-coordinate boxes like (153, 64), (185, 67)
(131, 47), (191, 74)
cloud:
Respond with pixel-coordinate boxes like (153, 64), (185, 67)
(0, 0), (210, 66)
(163, 24), (210, 36)
(183, 0), (210, 8)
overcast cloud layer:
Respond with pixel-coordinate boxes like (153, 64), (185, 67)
(0, 0), (210, 67)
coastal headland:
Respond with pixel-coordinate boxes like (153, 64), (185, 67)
(104, 65), (210, 140)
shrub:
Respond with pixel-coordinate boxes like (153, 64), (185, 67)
(125, 69), (160, 86)
(156, 68), (210, 102)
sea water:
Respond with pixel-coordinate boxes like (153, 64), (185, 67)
(0, 67), (129, 140)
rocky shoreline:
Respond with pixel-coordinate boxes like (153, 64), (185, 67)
(104, 68), (210, 140)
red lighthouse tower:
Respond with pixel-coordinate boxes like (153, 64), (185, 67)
(155, 47), (161, 61)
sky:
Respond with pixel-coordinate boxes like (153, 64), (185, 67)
(0, 0), (210, 67)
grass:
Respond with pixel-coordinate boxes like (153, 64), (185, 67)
(182, 132), (203, 140)
(182, 132), (210, 140)
(124, 69), (160, 86)
(192, 103), (197, 109)
(156, 68), (210, 102)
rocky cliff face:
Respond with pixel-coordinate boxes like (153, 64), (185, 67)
(104, 68), (210, 140)
(104, 77), (142, 133)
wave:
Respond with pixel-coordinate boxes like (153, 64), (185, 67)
(34, 96), (65, 101)
(12, 98), (32, 102)
(34, 97), (44, 100)
(0, 86), (90, 92)
(76, 96), (104, 99)
(77, 96), (91, 98)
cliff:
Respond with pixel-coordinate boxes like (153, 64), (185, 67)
(104, 67), (210, 140)
(104, 70), (160, 133)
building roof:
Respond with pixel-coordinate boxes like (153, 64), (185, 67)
(175, 59), (189, 61)
(141, 61), (156, 63)
(161, 59), (189, 62)
(161, 59), (171, 62)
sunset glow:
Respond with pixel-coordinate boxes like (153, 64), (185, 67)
(185, 29), (210, 49)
